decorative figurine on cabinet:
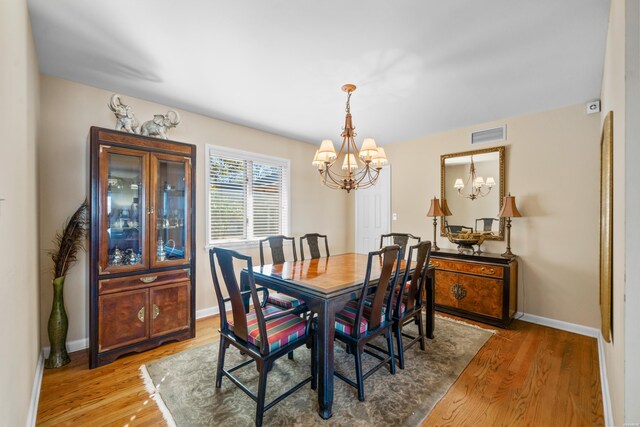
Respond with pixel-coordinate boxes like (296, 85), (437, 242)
(108, 94), (140, 134)
(140, 111), (181, 139)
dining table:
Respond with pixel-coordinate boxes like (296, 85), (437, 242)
(239, 252), (435, 419)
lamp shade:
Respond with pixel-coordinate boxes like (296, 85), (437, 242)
(426, 197), (445, 217)
(454, 178), (464, 189)
(498, 194), (522, 218)
(312, 150), (321, 166)
(342, 153), (359, 170)
(318, 139), (337, 160)
(441, 198), (453, 216)
(485, 177), (496, 187)
(359, 137), (378, 159)
(371, 147), (388, 168)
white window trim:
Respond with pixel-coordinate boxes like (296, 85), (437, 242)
(205, 144), (291, 249)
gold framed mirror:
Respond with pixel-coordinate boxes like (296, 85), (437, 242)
(440, 146), (505, 240)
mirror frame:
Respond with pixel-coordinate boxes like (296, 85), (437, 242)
(440, 146), (505, 240)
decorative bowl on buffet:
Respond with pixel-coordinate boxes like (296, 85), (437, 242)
(446, 232), (487, 254)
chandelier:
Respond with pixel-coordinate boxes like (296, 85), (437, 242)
(454, 156), (496, 200)
(312, 84), (388, 193)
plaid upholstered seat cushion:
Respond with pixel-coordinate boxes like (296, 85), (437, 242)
(228, 305), (307, 353)
(335, 301), (388, 336)
(266, 292), (305, 310)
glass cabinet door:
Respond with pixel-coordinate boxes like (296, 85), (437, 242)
(150, 153), (191, 268)
(99, 147), (149, 274)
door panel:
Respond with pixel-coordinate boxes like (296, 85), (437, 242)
(98, 289), (149, 351)
(150, 153), (191, 268)
(435, 270), (503, 319)
(150, 282), (191, 337)
(98, 146), (149, 274)
(355, 167), (390, 254)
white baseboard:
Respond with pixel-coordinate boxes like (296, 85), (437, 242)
(515, 311), (599, 337)
(516, 312), (612, 426)
(42, 337), (88, 357)
(597, 331), (614, 426)
(27, 350), (45, 427)
(196, 302), (234, 319)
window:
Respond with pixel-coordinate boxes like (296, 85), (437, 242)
(207, 145), (290, 245)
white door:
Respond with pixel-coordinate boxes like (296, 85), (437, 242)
(355, 166), (390, 254)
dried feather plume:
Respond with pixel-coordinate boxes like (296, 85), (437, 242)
(49, 200), (89, 278)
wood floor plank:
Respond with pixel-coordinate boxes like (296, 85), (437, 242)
(36, 314), (603, 426)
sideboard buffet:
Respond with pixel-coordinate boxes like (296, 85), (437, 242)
(430, 249), (517, 328)
(89, 127), (196, 368)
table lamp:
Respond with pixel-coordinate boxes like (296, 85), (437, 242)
(426, 197), (445, 251)
(498, 193), (522, 258)
(441, 198), (453, 217)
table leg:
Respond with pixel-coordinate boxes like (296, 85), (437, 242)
(426, 269), (435, 339)
(316, 302), (336, 419)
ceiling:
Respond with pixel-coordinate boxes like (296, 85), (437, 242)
(28, 0), (610, 145)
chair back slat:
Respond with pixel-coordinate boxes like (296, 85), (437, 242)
(379, 233), (420, 259)
(300, 233), (330, 260)
(401, 241), (432, 313)
(353, 245), (401, 336)
(209, 247), (269, 354)
(259, 235), (297, 266)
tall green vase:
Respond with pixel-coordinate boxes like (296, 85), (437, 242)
(45, 276), (71, 369)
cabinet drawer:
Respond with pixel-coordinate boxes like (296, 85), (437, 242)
(150, 282), (191, 337)
(435, 270), (503, 319)
(98, 289), (149, 352)
(99, 269), (190, 295)
(431, 258), (503, 278)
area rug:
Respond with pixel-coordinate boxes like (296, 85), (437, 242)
(140, 315), (493, 427)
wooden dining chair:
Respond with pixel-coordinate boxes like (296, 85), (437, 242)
(379, 233), (420, 259)
(259, 235), (306, 311)
(209, 247), (316, 427)
(475, 217), (499, 232)
(299, 233), (330, 260)
(334, 245), (402, 401)
(392, 240), (432, 369)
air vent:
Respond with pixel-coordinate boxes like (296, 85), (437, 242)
(471, 125), (506, 145)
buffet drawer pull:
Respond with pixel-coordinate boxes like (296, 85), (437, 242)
(153, 304), (160, 320)
(433, 261), (440, 267)
(137, 307), (145, 322)
(140, 276), (158, 284)
(451, 284), (467, 301)
(480, 267), (495, 274)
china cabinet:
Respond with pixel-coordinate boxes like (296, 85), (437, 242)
(89, 127), (196, 368)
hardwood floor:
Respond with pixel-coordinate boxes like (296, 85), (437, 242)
(37, 314), (603, 426)
(423, 316), (603, 426)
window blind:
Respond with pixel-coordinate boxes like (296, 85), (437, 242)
(208, 146), (289, 244)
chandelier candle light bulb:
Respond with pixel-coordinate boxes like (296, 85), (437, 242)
(313, 84), (389, 192)
(455, 156), (495, 200)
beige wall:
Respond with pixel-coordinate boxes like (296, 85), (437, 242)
(0, 0), (40, 424)
(386, 103), (601, 328)
(38, 75), (352, 346)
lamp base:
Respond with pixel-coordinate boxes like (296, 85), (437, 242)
(432, 242), (440, 252)
(501, 249), (515, 258)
